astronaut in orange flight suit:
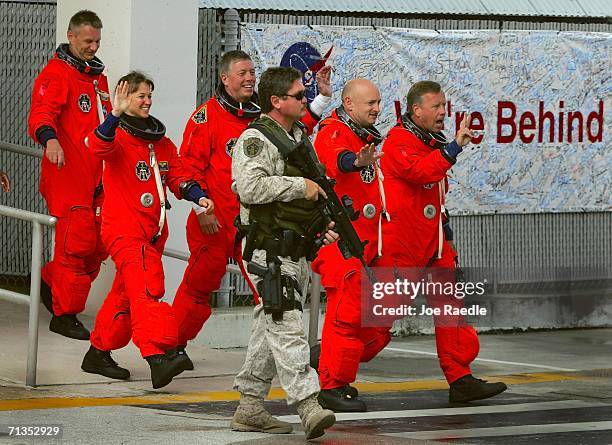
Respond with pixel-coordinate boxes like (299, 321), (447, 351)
(80, 72), (214, 390)
(381, 80), (507, 403)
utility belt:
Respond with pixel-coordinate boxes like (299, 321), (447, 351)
(247, 228), (308, 261)
(237, 218), (314, 262)
(236, 196), (326, 263)
(236, 201), (319, 321)
(236, 210), (312, 321)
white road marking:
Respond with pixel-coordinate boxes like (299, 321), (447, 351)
(386, 420), (612, 440)
(276, 399), (609, 423)
(383, 346), (578, 371)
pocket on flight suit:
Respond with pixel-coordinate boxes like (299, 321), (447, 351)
(64, 206), (97, 257)
(141, 244), (165, 299)
(184, 244), (227, 296)
(333, 270), (361, 329)
(145, 299), (178, 351)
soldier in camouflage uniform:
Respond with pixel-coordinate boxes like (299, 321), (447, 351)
(231, 67), (338, 440)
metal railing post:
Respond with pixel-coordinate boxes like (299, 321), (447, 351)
(50, 226), (55, 261)
(0, 204), (57, 387)
(216, 273), (233, 307)
(308, 273), (322, 346)
(26, 221), (43, 387)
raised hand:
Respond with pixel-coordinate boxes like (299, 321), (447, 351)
(455, 112), (474, 147)
(111, 81), (131, 117)
(316, 65), (332, 97)
(354, 143), (383, 168)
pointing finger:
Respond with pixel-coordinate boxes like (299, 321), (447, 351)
(318, 185), (327, 200)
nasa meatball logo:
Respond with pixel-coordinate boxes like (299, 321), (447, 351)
(135, 161), (151, 181)
(280, 43), (332, 103)
(78, 93), (92, 112)
(360, 165), (376, 184)
(226, 138), (238, 156)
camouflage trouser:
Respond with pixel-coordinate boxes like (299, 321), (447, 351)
(233, 249), (320, 405)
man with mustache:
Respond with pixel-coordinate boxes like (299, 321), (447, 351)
(311, 79), (390, 412)
(380, 81), (507, 403)
(28, 10), (111, 340)
(172, 50), (332, 368)
(231, 66), (338, 439)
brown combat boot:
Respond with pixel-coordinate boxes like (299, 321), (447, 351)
(231, 394), (293, 434)
(296, 393), (336, 440)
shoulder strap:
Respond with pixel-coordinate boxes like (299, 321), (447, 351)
(248, 117), (297, 158)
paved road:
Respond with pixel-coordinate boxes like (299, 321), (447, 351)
(0, 329), (610, 444)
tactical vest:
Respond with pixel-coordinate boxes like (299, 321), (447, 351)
(238, 116), (327, 261)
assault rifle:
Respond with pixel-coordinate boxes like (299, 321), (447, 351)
(287, 139), (376, 284)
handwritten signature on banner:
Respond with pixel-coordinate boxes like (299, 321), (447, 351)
(242, 25), (611, 215)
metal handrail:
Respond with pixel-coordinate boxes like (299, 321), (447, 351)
(163, 247), (242, 275)
(0, 204), (56, 387)
(1, 141), (324, 348)
(308, 273), (322, 347)
(163, 246), (323, 344)
(0, 140), (43, 159)
(163, 247), (242, 306)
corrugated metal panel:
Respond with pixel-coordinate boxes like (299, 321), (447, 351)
(530, 0), (588, 17)
(197, 8), (222, 105)
(480, 0), (540, 16)
(377, 0), (494, 16)
(0, 1), (55, 281)
(239, 12), (611, 31)
(581, 0), (611, 17)
(6, 0), (612, 17)
(453, 212), (612, 284)
(199, 0), (612, 17)
(484, 0), (590, 17)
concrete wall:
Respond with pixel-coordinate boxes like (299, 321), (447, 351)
(198, 289), (612, 348)
(56, 0), (199, 313)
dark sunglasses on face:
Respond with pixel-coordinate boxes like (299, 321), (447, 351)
(283, 91), (306, 101)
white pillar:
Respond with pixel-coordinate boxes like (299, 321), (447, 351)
(57, 0), (200, 314)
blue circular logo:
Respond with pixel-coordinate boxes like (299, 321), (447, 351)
(280, 42), (323, 103)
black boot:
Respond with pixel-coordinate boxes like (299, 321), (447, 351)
(449, 374), (507, 403)
(309, 344), (358, 397)
(40, 279), (54, 315)
(343, 384), (359, 398)
(146, 353), (191, 389)
(81, 345), (130, 380)
(49, 314), (90, 340)
(166, 345), (194, 371)
(309, 343), (321, 371)
(318, 386), (367, 412)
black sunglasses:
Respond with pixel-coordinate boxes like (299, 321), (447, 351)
(283, 91), (306, 101)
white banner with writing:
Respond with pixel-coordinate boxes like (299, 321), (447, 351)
(242, 24), (611, 214)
